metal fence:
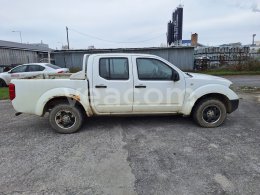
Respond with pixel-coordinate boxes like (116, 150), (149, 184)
(0, 48), (50, 66)
(0, 48), (38, 65)
(51, 47), (195, 70)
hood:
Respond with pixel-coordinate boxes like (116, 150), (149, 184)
(187, 72), (232, 87)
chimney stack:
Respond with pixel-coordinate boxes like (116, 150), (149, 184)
(191, 33), (198, 47)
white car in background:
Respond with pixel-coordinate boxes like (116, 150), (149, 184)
(0, 63), (69, 87)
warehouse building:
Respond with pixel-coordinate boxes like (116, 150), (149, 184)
(0, 40), (51, 67)
(51, 46), (195, 71)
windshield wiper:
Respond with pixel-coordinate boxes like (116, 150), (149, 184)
(185, 72), (193, 77)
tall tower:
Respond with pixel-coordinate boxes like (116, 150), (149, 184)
(167, 5), (183, 46)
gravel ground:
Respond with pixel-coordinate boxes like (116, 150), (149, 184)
(0, 92), (259, 194)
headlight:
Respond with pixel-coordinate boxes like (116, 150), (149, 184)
(229, 84), (234, 90)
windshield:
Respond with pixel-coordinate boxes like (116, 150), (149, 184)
(45, 64), (61, 69)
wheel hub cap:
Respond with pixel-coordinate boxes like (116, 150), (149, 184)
(55, 110), (76, 129)
(62, 115), (71, 124)
(207, 110), (215, 118)
(202, 105), (221, 124)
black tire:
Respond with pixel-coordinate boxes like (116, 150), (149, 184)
(49, 104), (83, 134)
(0, 79), (7, 87)
(192, 98), (227, 128)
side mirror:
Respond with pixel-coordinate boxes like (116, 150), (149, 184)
(172, 70), (180, 82)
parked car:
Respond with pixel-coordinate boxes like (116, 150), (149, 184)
(0, 63), (69, 87)
(9, 53), (239, 133)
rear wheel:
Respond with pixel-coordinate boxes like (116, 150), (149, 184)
(0, 79), (7, 87)
(49, 104), (83, 134)
(193, 98), (227, 128)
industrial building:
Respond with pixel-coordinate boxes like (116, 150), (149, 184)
(194, 46), (251, 69)
(51, 46), (195, 71)
(0, 40), (51, 67)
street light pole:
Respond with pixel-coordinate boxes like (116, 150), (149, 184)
(66, 26), (70, 50)
(12, 31), (22, 43)
(252, 34), (256, 46)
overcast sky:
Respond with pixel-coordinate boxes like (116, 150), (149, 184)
(0, 0), (259, 49)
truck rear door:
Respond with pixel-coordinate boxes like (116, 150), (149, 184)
(92, 56), (133, 113)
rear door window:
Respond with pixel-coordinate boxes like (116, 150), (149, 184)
(28, 65), (45, 72)
(99, 58), (129, 80)
(45, 64), (61, 69)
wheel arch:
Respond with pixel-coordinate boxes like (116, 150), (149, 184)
(191, 93), (233, 115)
(43, 96), (86, 116)
(181, 84), (239, 115)
(34, 87), (92, 117)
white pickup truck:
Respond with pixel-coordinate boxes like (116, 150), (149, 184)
(10, 53), (239, 133)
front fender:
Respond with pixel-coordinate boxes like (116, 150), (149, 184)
(35, 87), (91, 116)
(181, 84), (239, 115)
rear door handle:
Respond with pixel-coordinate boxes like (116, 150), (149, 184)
(95, 85), (107, 88)
(135, 85), (146, 88)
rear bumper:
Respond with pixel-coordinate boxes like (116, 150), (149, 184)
(228, 99), (239, 113)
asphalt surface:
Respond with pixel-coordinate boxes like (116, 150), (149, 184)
(222, 75), (260, 87)
(0, 92), (260, 194)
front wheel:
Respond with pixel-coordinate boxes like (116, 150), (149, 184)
(193, 99), (227, 128)
(49, 104), (83, 134)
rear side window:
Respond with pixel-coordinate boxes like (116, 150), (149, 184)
(99, 58), (129, 80)
(45, 64), (61, 69)
(28, 65), (45, 72)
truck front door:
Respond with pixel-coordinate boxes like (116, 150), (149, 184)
(132, 57), (185, 113)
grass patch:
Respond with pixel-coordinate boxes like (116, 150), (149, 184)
(0, 87), (9, 100)
(196, 70), (260, 76)
(194, 59), (260, 76)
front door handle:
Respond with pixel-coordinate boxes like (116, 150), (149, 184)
(135, 85), (146, 88)
(95, 85), (107, 88)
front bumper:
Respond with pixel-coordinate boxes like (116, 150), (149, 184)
(228, 99), (239, 113)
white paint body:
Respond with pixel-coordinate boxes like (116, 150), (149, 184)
(11, 54), (239, 117)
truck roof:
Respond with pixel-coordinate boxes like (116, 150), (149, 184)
(88, 53), (156, 57)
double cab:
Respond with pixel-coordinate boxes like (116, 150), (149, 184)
(9, 53), (239, 133)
